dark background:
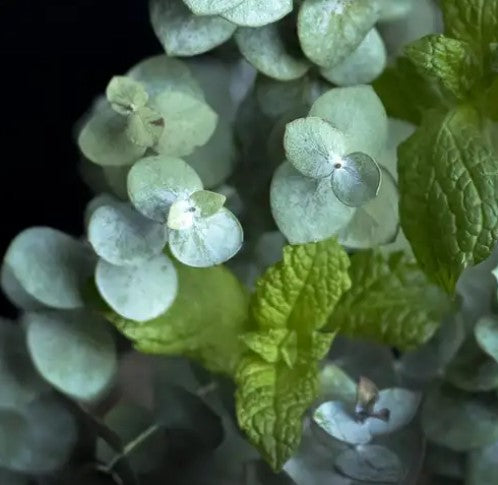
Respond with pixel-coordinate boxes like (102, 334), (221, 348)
(0, 0), (162, 316)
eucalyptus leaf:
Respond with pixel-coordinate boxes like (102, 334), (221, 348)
(378, 0), (414, 22)
(222, 0), (292, 27)
(150, 0), (236, 56)
(256, 76), (309, 119)
(95, 253), (178, 322)
(270, 162), (355, 244)
(127, 155), (203, 223)
(320, 28), (386, 86)
(0, 263), (44, 311)
(84, 194), (117, 229)
(25, 310), (117, 401)
(126, 106), (164, 148)
(88, 203), (167, 266)
(169, 208), (243, 267)
(236, 24), (309, 81)
(78, 100), (146, 167)
(381, 118), (416, 181)
(475, 315), (498, 363)
(337, 166), (398, 249)
(0, 395), (77, 473)
(190, 190), (226, 217)
(106, 76), (149, 115)
(467, 440), (498, 485)
(284, 116), (347, 179)
(309, 85), (388, 157)
(102, 164), (131, 200)
(183, 0), (244, 16)
(334, 445), (403, 483)
(319, 364), (357, 403)
(2, 227), (95, 309)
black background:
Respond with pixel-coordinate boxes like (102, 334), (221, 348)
(0, 0), (162, 316)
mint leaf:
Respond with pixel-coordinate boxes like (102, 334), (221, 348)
(330, 251), (450, 349)
(405, 34), (481, 101)
(398, 105), (498, 293)
(105, 259), (249, 376)
(236, 238), (351, 470)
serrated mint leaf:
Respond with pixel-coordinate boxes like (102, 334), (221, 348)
(373, 57), (447, 125)
(106, 76), (149, 115)
(105, 261), (249, 375)
(404, 34), (481, 101)
(150, 0), (236, 56)
(298, 0), (379, 68)
(126, 106), (164, 148)
(222, 0), (292, 27)
(190, 190), (226, 217)
(183, 0), (244, 16)
(330, 250), (450, 349)
(236, 24), (309, 81)
(398, 105), (498, 294)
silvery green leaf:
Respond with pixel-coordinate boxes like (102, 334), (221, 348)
(0, 396), (77, 473)
(78, 101), (146, 167)
(475, 315), (498, 363)
(313, 401), (372, 445)
(84, 194), (117, 229)
(0, 318), (48, 409)
(95, 253), (178, 322)
(150, 0), (236, 56)
(24, 310), (117, 401)
(127, 155), (203, 223)
(236, 24), (309, 81)
(381, 118), (416, 181)
(102, 164), (131, 200)
(330, 152), (381, 207)
(126, 106), (164, 148)
(334, 445), (403, 483)
(378, 0), (414, 22)
(446, 339), (498, 392)
(79, 156), (111, 196)
(88, 203), (168, 266)
(254, 231), (286, 269)
(221, 0), (292, 27)
(309, 85), (388, 157)
(256, 76), (309, 119)
(367, 388), (421, 436)
(422, 385), (498, 451)
(270, 162), (355, 244)
(298, 0), (379, 68)
(169, 208), (243, 267)
(0, 263), (44, 311)
(105, 76), (149, 115)
(2, 227), (95, 309)
(183, 0), (244, 16)
(151, 89), (218, 157)
(127, 55), (204, 100)
(337, 166), (398, 249)
(320, 28), (386, 86)
(185, 118), (236, 189)
(319, 364), (356, 403)
(284, 116), (347, 179)
(190, 190), (226, 217)
(167, 199), (197, 231)
(467, 440), (498, 485)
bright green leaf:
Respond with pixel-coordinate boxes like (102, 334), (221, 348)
(106, 76), (149, 115)
(398, 105), (498, 294)
(236, 24), (309, 81)
(25, 310), (117, 401)
(183, 0), (244, 16)
(298, 0), (379, 68)
(150, 0), (236, 56)
(222, 0), (292, 27)
(330, 250), (450, 350)
(190, 190), (226, 217)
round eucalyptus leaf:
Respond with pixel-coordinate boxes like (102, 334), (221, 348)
(337, 166), (398, 249)
(127, 55), (203, 100)
(88, 203), (168, 266)
(169, 208), (243, 267)
(320, 28), (386, 86)
(95, 253), (178, 322)
(313, 401), (372, 445)
(150, 0), (236, 56)
(84, 194), (117, 229)
(270, 162), (355, 244)
(254, 231), (286, 269)
(319, 364), (356, 403)
(183, 0), (244, 16)
(378, 0), (414, 21)
(235, 24), (309, 81)
(298, 0), (379, 67)
(309, 85), (388, 157)
(422, 385), (498, 451)
(475, 315), (498, 363)
(127, 155), (203, 223)
(256, 76), (309, 119)
(0, 263), (44, 311)
(105, 76), (149, 115)
(0, 318), (48, 409)
(2, 227), (95, 309)
(367, 388), (421, 436)
(78, 101), (146, 167)
(221, 0), (292, 27)
(25, 310), (117, 401)
(467, 440), (498, 485)
(330, 152), (381, 207)
(381, 118), (416, 181)
(185, 118), (236, 188)
(284, 117), (347, 179)
(0, 396), (77, 473)
(335, 445), (403, 483)
(102, 164), (131, 200)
